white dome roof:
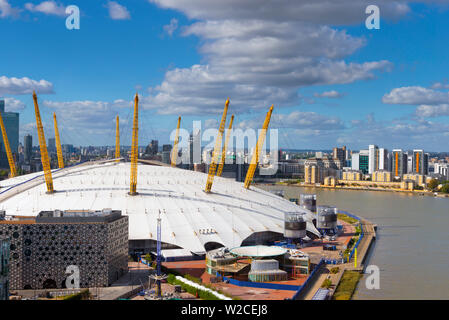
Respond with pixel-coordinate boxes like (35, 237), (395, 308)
(0, 161), (317, 253)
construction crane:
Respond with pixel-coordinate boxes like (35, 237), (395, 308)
(204, 98), (229, 193)
(33, 91), (54, 193)
(171, 116), (181, 167)
(243, 105), (274, 189)
(53, 113), (64, 169)
(0, 111), (17, 177)
(129, 94), (139, 195)
(216, 114), (234, 177)
(115, 115), (120, 162)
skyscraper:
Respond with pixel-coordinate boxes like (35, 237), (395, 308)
(24, 134), (32, 163)
(48, 138), (56, 152)
(0, 100), (19, 169)
(332, 146), (346, 162)
(351, 150), (369, 174)
(391, 149), (407, 178)
(368, 144), (378, 174)
(413, 149), (429, 175)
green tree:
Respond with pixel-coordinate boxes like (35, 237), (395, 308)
(427, 178), (439, 191)
(441, 184), (449, 194)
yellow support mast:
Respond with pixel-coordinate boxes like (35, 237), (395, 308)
(33, 91), (54, 193)
(0, 111), (17, 177)
(171, 116), (181, 167)
(216, 114), (234, 177)
(53, 113), (64, 169)
(205, 98), (229, 193)
(243, 105), (274, 189)
(129, 93), (139, 195)
(115, 115), (120, 162)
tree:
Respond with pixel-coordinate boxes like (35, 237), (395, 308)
(427, 178), (439, 191)
(441, 184), (449, 194)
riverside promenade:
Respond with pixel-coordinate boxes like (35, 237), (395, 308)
(298, 216), (376, 300)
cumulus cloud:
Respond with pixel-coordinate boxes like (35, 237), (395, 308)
(0, 0), (19, 18)
(430, 80), (449, 89)
(1, 97), (26, 112)
(149, 0), (410, 25)
(314, 90), (344, 98)
(42, 99), (131, 130)
(143, 2), (393, 115)
(25, 1), (67, 17)
(0, 76), (54, 95)
(416, 104), (449, 118)
(383, 86), (449, 105)
(163, 18), (178, 36)
(106, 1), (130, 20)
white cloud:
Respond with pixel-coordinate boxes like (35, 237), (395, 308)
(314, 90), (344, 98)
(416, 104), (449, 118)
(106, 1), (130, 20)
(163, 18), (178, 36)
(430, 80), (449, 89)
(0, 76), (54, 95)
(142, 12), (392, 115)
(382, 86), (449, 105)
(42, 99), (131, 130)
(25, 1), (66, 17)
(149, 0), (410, 25)
(1, 97), (26, 112)
(0, 0), (19, 18)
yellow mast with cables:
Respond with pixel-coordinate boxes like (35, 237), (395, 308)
(33, 91), (54, 193)
(0, 111), (17, 177)
(129, 94), (139, 195)
(115, 115), (120, 162)
(171, 116), (181, 167)
(205, 98), (229, 193)
(243, 105), (273, 189)
(216, 114), (234, 177)
(53, 113), (64, 169)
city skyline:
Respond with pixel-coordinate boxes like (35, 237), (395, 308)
(1, 1), (449, 150)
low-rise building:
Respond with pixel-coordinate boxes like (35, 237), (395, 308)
(342, 171), (362, 181)
(0, 209), (128, 290)
(403, 174), (426, 187)
(401, 180), (415, 191)
(372, 170), (393, 183)
(324, 176), (337, 187)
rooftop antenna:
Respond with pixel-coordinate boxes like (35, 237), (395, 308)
(33, 91), (54, 193)
(129, 93), (139, 195)
(216, 114), (234, 177)
(244, 105), (274, 189)
(205, 98), (229, 193)
(115, 115), (120, 162)
(0, 109), (17, 177)
(53, 112), (64, 169)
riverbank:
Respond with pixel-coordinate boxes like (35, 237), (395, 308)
(261, 182), (449, 198)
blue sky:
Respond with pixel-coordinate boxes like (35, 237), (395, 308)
(1, 0), (449, 151)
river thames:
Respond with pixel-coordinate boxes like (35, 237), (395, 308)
(258, 184), (449, 299)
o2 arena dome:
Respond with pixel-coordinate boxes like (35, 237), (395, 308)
(0, 161), (319, 255)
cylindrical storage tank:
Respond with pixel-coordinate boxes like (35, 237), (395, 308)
(284, 212), (306, 239)
(300, 194), (316, 213)
(316, 205), (337, 229)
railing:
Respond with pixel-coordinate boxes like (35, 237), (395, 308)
(339, 211), (364, 264)
(291, 258), (325, 300)
(218, 274), (301, 291)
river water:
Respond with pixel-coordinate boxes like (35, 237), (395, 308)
(258, 185), (449, 299)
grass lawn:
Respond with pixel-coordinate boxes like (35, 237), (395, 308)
(332, 270), (362, 300)
(337, 213), (358, 225)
